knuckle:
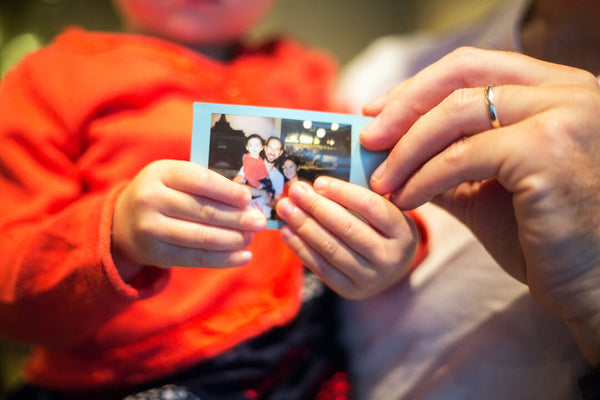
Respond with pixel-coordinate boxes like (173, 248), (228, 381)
(143, 160), (168, 181)
(320, 235), (340, 260)
(446, 47), (480, 72)
(362, 191), (382, 214)
(384, 96), (411, 131)
(191, 250), (209, 267)
(138, 187), (160, 209)
(198, 203), (218, 221)
(303, 193), (322, 215)
(191, 227), (212, 247)
(143, 160), (160, 175)
(530, 113), (572, 150)
(444, 88), (471, 116)
(573, 68), (600, 89)
(332, 214), (354, 237)
(370, 246), (389, 267)
(136, 217), (160, 238)
(195, 166), (210, 186)
(294, 195), (322, 224)
(571, 85), (600, 115)
(444, 136), (469, 165)
(449, 46), (480, 60)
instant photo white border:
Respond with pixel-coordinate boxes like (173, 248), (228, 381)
(190, 102), (386, 229)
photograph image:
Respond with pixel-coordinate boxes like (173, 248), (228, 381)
(191, 103), (380, 228)
(207, 112), (351, 221)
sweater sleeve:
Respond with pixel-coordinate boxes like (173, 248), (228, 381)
(406, 209), (429, 271)
(0, 47), (168, 350)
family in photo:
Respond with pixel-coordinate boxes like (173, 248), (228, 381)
(208, 113), (352, 220)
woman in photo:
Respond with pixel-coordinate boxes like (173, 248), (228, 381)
(280, 155), (304, 198)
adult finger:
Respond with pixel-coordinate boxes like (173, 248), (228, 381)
(389, 119), (530, 210)
(360, 47), (596, 151)
(361, 91), (387, 116)
(369, 84), (560, 194)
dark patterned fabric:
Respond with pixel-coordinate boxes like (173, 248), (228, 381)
(6, 272), (350, 400)
(123, 385), (201, 400)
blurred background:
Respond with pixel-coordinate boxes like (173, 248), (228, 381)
(0, 0), (501, 75)
(0, 0), (499, 397)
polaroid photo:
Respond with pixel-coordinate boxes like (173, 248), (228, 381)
(191, 103), (387, 229)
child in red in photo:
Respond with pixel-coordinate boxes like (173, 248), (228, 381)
(241, 134), (275, 197)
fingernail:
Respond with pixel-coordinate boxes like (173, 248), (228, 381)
(313, 177), (328, 191)
(248, 209), (267, 230)
(364, 93), (386, 112)
(289, 182), (307, 197)
(242, 189), (252, 205)
(239, 250), (253, 264)
(251, 217), (266, 231)
(371, 160), (386, 184)
(277, 198), (295, 218)
(280, 225), (293, 240)
(363, 114), (381, 134)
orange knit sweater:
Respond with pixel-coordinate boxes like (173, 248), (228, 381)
(0, 28), (427, 392)
(0, 28), (338, 390)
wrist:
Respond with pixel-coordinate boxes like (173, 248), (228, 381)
(405, 210), (429, 271)
(111, 200), (144, 283)
(111, 242), (145, 283)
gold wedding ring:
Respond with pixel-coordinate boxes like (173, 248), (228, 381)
(485, 84), (501, 129)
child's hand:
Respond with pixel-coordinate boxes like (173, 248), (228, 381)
(112, 160), (267, 279)
(276, 177), (419, 299)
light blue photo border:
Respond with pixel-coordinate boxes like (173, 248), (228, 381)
(190, 102), (387, 228)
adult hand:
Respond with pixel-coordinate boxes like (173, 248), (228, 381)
(360, 47), (600, 365)
(112, 160), (267, 279)
(276, 177), (419, 299)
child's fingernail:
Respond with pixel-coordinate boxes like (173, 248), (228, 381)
(239, 250), (253, 264)
(251, 217), (266, 231)
(242, 189), (252, 205)
(278, 198), (295, 217)
(313, 177), (328, 191)
(247, 209), (266, 230)
(290, 182), (307, 196)
(280, 225), (293, 240)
